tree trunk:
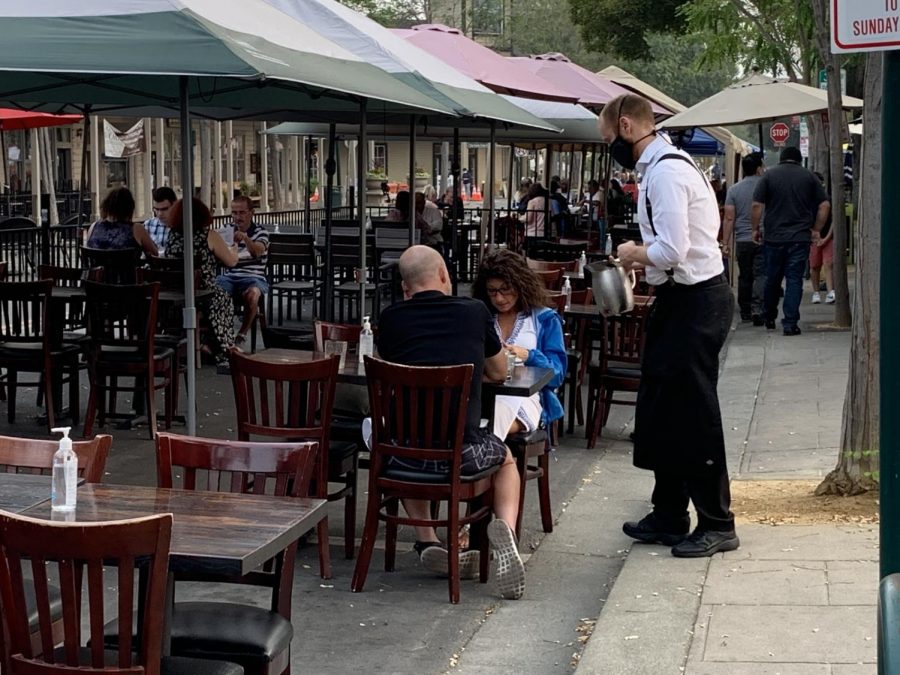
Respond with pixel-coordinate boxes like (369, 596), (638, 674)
(811, 0), (851, 327)
(816, 52), (882, 496)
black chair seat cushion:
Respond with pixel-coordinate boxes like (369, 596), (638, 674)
(25, 582), (63, 630)
(335, 282), (376, 295)
(0, 342), (80, 360)
(604, 366), (641, 380)
(98, 345), (175, 364)
(169, 601), (293, 671)
(383, 464), (499, 485)
(47, 646), (243, 675)
(328, 440), (358, 477)
(330, 414), (364, 443)
(506, 428), (548, 447)
(272, 280), (318, 292)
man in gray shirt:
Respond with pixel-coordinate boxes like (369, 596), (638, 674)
(751, 146), (830, 336)
(723, 154), (765, 325)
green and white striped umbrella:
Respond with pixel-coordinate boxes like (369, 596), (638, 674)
(0, 0), (463, 118)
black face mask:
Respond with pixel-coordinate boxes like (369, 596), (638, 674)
(609, 131), (656, 171)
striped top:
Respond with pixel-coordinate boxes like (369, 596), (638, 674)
(223, 221), (269, 280)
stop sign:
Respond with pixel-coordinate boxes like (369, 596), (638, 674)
(770, 122), (790, 146)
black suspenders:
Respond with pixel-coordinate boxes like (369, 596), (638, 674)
(644, 153), (712, 283)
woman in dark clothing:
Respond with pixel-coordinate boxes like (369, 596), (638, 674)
(85, 187), (157, 256)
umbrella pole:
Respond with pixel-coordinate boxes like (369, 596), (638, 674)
(0, 126), (6, 196)
(179, 76), (197, 436)
(507, 143), (515, 214)
(305, 135), (312, 232)
(358, 100), (368, 321)
(758, 124), (764, 155)
(409, 116), (416, 247)
(324, 123), (336, 322)
(451, 127), (461, 295)
(486, 120), (496, 255)
(78, 107), (91, 226)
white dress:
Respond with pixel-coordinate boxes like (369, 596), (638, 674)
(493, 313), (542, 439)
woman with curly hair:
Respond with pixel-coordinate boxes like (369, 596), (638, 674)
(473, 249), (567, 440)
(168, 197), (239, 373)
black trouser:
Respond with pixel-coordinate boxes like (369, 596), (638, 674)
(651, 465), (734, 533)
(735, 241), (765, 319)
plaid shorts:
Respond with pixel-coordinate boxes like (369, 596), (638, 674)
(387, 429), (508, 476)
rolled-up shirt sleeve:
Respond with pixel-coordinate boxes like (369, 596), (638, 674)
(645, 166), (692, 270)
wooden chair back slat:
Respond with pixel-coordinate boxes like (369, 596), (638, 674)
(0, 434), (111, 483)
(313, 320), (362, 352)
(364, 357), (472, 482)
(81, 247), (141, 286)
(599, 302), (652, 365)
(533, 268), (562, 291)
(84, 281), (159, 355)
(0, 280), (52, 348)
(0, 512), (172, 674)
(526, 258), (578, 273)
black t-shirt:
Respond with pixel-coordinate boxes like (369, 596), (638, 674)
(753, 162), (829, 244)
(376, 291), (502, 442)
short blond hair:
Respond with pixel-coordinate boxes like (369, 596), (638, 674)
(601, 94), (655, 128)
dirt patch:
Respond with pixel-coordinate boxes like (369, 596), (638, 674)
(731, 479), (878, 525)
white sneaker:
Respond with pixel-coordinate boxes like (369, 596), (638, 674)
(826, 291), (835, 304)
(487, 520), (525, 600)
(420, 545), (480, 580)
(811, 292), (821, 304)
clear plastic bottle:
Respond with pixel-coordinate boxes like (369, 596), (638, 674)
(604, 233), (613, 256)
(358, 315), (374, 364)
(578, 251), (587, 276)
(51, 426), (77, 512)
(562, 276), (572, 310)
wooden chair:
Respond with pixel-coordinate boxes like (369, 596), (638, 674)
(351, 358), (496, 604)
(585, 301), (652, 449)
(504, 428), (553, 539)
(39, 264), (105, 337)
(266, 237), (320, 325)
(229, 350), (359, 570)
(0, 511), (242, 675)
(533, 268), (563, 291)
(526, 258), (578, 273)
(0, 280), (82, 431)
(153, 432), (318, 675)
(313, 320), (363, 352)
(560, 288), (593, 433)
(0, 433), (111, 482)
(81, 246), (141, 285)
(82, 281), (175, 440)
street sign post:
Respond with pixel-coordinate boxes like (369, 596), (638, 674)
(769, 122), (790, 146)
(833, 0), (900, 53)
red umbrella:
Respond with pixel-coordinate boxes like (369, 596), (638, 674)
(0, 108), (82, 130)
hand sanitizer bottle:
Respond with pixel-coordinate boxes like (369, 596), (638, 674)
(562, 276), (572, 310)
(51, 427), (77, 512)
(578, 251), (587, 276)
(359, 315), (374, 364)
(604, 233), (613, 256)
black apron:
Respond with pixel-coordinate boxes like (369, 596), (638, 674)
(633, 276), (733, 473)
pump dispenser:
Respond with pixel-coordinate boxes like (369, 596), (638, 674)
(51, 426), (77, 512)
(359, 315), (374, 364)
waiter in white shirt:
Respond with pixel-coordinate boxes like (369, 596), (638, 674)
(598, 94), (738, 558)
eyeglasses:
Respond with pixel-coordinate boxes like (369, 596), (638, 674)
(485, 286), (515, 297)
(231, 210), (249, 216)
(152, 205), (170, 213)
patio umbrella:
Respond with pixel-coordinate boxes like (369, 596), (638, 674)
(510, 54), (670, 115)
(660, 73), (864, 129)
(393, 24), (578, 103)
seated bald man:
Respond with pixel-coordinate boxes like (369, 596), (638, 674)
(375, 245), (526, 600)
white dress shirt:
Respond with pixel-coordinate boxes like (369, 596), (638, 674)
(636, 135), (724, 286)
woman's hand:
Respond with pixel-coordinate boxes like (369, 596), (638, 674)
(504, 344), (529, 362)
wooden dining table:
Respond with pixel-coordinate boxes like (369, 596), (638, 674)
(21, 483), (327, 576)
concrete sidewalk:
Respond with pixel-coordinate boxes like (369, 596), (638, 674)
(577, 294), (878, 674)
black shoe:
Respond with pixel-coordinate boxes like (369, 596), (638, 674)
(783, 326), (802, 336)
(215, 363), (231, 375)
(740, 314), (752, 323)
(751, 315), (764, 327)
(671, 529), (740, 558)
(623, 513), (689, 546)
(765, 320), (776, 330)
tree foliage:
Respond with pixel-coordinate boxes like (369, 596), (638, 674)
(338, 0), (430, 27)
(568, 0), (687, 60)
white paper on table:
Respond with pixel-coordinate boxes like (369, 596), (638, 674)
(217, 225), (235, 247)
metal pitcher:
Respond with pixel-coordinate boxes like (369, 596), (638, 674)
(585, 260), (636, 316)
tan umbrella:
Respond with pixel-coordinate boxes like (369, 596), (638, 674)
(659, 73), (863, 129)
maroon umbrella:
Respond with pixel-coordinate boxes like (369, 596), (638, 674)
(0, 109), (82, 130)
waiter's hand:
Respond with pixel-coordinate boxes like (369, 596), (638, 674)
(616, 240), (643, 270)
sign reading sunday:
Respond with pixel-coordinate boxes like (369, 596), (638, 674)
(833, 0), (900, 52)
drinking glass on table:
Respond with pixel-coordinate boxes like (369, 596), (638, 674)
(324, 340), (348, 370)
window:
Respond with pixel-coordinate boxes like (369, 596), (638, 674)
(473, 0), (504, 36)
(373, 142), (388, 173)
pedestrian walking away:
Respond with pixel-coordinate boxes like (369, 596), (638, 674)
(751, 146), (831, 335)
(599, 93), (739, 558)
(722, 153), (766, 325)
